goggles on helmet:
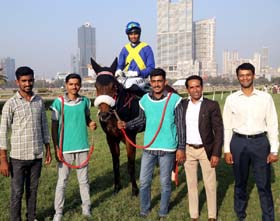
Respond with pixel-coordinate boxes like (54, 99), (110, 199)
(126, 21), (141, 35)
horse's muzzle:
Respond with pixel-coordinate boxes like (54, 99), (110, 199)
(98, 110), (114, 123)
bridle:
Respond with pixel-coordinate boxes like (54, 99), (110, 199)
(96, 91), (136, 123)
(98, 108), (115, 123)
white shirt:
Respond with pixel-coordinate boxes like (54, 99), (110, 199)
(223, 89), (279, 153)
(186, 97), (203, 145)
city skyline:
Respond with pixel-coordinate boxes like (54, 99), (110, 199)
(78, 22), (96, 77)
(0, 0), (279, 78)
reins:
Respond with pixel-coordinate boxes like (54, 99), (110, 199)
(58, 96), (94, 169)
(114, 92), (173, 149)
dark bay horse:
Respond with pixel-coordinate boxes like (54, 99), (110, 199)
(91, 58), (140, 196)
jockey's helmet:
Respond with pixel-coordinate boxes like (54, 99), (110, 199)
(125, 21), (141, 35)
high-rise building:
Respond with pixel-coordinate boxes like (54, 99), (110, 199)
(78, 22), (96, 77)
(157, 0), (195, 79)
(156, 0), (216, 79)
(70, 53), (79, 74)
(222, 50), (262, 79)
(260, 47), (269, 74)
(1, 57), (15, 80)
(194, 18), (217, 77)
(222, 50), (240, 77)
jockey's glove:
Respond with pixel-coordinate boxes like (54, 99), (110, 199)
(115, 69), (123, 77)
(126, 70), (138, 77)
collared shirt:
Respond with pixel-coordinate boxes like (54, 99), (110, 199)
(50, 93), (91, 153)
(223, 88), (279, 153)
(0, 92), (50, 160)
(51, 93), (90, 121)
(126, 90), (185, 153)
(186, 97), (203, 145)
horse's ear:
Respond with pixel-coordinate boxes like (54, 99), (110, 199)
(110, 57), (118, 74)
(90, 57), (102, 74)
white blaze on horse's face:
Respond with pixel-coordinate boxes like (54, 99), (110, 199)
(94, 95), (115, 108)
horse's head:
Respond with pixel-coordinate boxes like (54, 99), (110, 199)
(91, 58), (121, 122)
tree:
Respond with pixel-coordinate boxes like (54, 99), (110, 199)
(0, 68), (7, 86)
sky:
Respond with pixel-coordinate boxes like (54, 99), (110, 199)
(0, 0), (280, 78)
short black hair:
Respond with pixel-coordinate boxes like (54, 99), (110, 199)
(65, 73), (82, 83)
(236, 63), (255, 75)
(15, 66), (34, 80)
(185, 75), (203, 88)
(150, 68), (166, 80)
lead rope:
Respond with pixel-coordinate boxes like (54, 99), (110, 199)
(58, 96), (94, 169)
(113, 92), (179, 185)
(113, 92), (172, 149)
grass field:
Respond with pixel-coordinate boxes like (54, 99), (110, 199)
(0, 92), (280, 221)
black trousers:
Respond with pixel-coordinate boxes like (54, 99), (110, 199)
(10, 158), (42, 221)
(230, 134), (274, 221)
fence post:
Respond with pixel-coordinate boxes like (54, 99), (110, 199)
(212, 90), (216, 101)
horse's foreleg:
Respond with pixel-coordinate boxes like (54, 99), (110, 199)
(107, 137), (121, 194)
(125, 138), (139, 197)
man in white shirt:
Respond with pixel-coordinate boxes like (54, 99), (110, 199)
(223, 63), (279, 221)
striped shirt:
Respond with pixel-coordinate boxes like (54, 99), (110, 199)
(0, 92), (50, 160)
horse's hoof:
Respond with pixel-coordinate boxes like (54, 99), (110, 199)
(113, 184), (122, 195)
(131, 187), (139, 197)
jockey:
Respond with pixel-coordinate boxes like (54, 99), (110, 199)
(115, 21), (155, 93)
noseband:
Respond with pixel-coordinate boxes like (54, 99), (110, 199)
(98, 108), (115, 123)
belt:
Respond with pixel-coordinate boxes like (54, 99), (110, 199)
(234, 132), (266, 139)
(187, 144), (204, 149)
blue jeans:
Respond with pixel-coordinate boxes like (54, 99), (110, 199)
(10, 158), (42, 221)
(139, 150), (175, 217)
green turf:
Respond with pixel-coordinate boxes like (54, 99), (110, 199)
(0, 93), (279, 220)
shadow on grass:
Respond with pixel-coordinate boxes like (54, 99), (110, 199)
(149, 165), (187, 213)
(169, 167), (187, 211)
(216, 158), (277, 217)
(90, 157), (141, 208)
(216, 159), (235, 212)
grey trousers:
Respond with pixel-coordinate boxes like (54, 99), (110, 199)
(54, 151), (91, 215)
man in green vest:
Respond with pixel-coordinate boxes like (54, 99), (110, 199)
(117, 68), (185, 219)
(51, 73), (96, 221)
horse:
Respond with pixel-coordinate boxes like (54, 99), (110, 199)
(91, 58), (140, 196)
